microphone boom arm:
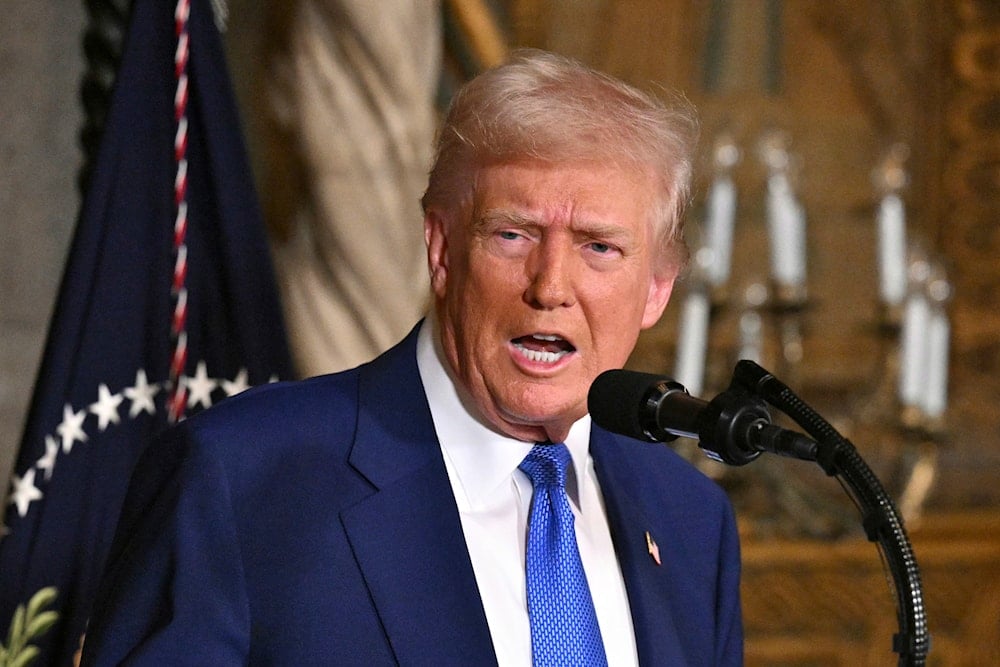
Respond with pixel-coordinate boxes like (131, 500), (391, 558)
(730, 360), (931, 666)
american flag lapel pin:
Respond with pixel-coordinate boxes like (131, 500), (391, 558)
(645, 530), (661, 566)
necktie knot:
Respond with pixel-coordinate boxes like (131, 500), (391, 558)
(519, 442), (571, 489)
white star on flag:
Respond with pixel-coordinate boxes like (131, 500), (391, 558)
(222, 368), (249, 397)
(9, 469), (44, 517)
(124, 368), (159, 417)
(186, 361), (217, 409)
(37, 435), (60, 481)
(90, 383), (124, 431)
(56, 404), (88, 454)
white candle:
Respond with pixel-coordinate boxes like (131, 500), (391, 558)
(675, 286), (710, 396)
(922, 305), (950, 419)
(898, 291), (929, 408)
(704, 175), (736, 287)
(766, 172), (807, 289)
(877, 193), (908, 306)
(737, 310), (764, 365)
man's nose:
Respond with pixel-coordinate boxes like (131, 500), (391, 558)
(524, 241), (576, 309)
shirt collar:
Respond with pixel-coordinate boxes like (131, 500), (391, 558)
(415, 317), (593, 511)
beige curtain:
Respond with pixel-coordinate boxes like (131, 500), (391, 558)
(259, 1), (441, 377)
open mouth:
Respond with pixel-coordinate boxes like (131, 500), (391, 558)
(511, 333), (576, 364)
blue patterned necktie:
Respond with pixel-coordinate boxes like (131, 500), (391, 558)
(519, 442), (608, 667)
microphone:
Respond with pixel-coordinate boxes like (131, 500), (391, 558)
(588, 369), (818, 466)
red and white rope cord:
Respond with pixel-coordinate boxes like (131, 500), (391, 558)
(167, 0), (191, 423)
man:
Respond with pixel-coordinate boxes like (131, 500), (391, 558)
(81, 49), (743, 665)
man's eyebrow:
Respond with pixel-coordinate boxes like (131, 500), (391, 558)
(576, 222), (632, 240)
(474, 209), (537, 230)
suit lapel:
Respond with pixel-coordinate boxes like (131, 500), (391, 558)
(590, 427), (686, 666)
(341, 327), (498, 665)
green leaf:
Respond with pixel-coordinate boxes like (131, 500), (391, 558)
(25, 589), (57, 621)
(6, 606), (26, 657)
(24, 612), (58, 643)
(0, 587), (61, 667)
(9, 644), (40, 667)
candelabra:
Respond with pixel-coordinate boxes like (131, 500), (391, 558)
(672, 133), (952, 537)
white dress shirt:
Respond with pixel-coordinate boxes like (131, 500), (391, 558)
(416, 319), (639, 666)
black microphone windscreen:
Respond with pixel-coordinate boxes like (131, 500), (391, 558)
(588, 369), (668, 441)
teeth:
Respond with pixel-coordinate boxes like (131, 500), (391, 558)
(532, 334), (562, 341)
(514, 342), (568, 364)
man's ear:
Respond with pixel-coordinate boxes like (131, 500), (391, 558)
(424, 209), (449, 298)
(640, 269), (677, 329)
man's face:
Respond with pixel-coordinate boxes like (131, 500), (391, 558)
(425, 160), (677, 443)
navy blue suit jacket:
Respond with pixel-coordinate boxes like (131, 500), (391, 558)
(82, 326), (743, 665)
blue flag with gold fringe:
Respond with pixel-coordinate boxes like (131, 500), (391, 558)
(0, 0), (293, 663)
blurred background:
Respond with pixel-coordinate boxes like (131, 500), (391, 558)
(2, 0), (998, 663)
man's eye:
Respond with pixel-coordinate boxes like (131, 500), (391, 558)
(588, 242), (613, 254)
(498, 230), (522, 241)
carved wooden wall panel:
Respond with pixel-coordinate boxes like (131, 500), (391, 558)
(941, 0), (1000, 491)
(742, 512), (1000, 665)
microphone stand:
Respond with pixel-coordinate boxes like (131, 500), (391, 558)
(726, 359), (930, 666)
